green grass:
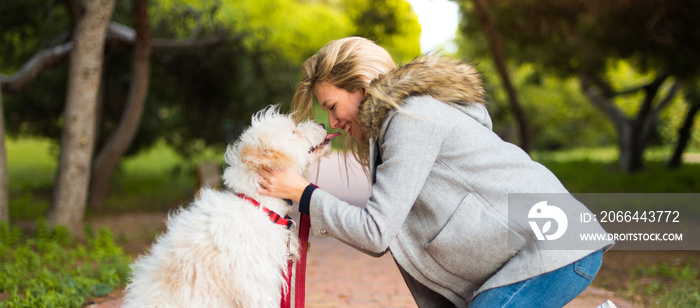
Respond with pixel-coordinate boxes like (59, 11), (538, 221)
(6, 138), (57, 220)
(532, 146), (700, 193)
(6, 138), (201, 219)
(100, 141), (200, 214)
(624, 258), (700, 307)
(531, 145), (678, 163)
(6, 138), (58, 192)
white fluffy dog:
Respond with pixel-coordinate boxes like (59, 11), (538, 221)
(122, 107), (339, 308)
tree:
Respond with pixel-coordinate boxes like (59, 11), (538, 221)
(456, 0), (700, 172)
(469, 0), (530, 152)
(2, 0), (420, 152)
(578, 71), (681, 171)
(0, 83), (7, 222)
(48, 0), (116, 232)
(88, 0), (152, 208)
(1, 0), (421, 217)
(669, 85), (700, 168)
(1, 1), (243, 210)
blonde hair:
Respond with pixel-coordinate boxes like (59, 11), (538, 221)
(292, 37), (396, 169)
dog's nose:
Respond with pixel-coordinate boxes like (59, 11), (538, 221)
(319, 123), (326, 129)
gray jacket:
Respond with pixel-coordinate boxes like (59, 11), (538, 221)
(309, 96), (613, 307)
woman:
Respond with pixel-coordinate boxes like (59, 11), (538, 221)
(258, 37), (614, 307)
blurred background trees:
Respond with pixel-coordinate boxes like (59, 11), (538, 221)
(0, 0), (420, 229)
(456, 0), (700, 172)
(0, 0), (419, 156)
(0, 0), (699, 228)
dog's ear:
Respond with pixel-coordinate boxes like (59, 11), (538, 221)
(240, 143), (293, 171)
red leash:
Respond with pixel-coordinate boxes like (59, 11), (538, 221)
(235, 193), (309, 307)
(295, 213), (311, 306)
(281, 213), (310, 308)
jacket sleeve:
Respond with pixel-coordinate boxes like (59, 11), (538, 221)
(309, 107), (446, 255)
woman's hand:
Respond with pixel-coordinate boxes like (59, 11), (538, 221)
(257, 168), (310, 203)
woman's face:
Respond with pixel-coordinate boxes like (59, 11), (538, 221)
(314, 81), (365, 142)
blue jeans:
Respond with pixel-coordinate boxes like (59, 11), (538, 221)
(468, 249), (603, 308)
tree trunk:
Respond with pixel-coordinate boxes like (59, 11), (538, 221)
(579, 71), (678, 173)
(470, 0), (531, 153)
(669, 87), (700, 169)
(579, 72), (634, 170)
(89, 0), (152, 208)
(0, 83), (8, 222)
(621, 122), (645, 172)
(49, 0), (116, 233)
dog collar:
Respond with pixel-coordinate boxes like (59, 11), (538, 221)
(237, 193), (296, 230)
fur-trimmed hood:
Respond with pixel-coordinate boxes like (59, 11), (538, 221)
(359, 54), (487, 141)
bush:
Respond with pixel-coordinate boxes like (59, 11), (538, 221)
(0, 220), (132, 307)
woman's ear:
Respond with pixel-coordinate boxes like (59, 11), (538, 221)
(240, 143), (293, 171)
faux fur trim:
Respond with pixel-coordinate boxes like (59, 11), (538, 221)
(359, 54), (486, 140)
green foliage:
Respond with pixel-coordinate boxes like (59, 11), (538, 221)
(603, 59), (691, 150)
(457, 0), (700, 77)
(142, 0), (419, 155)
(2, 0), (420, 161)
(0, 0), (70, 71)
(0, 221), (132, 307)
(469, 60), (616, 149)
(217, 0), (354, 64)
(456, 0), (700, 157)
(343, 0), (421, 63)
(3, 62), (69, 140)
(456, 47), (698, 151)
(151, 0), (358, 63)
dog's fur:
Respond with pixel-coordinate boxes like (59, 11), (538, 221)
(122, 107), (334, 308)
